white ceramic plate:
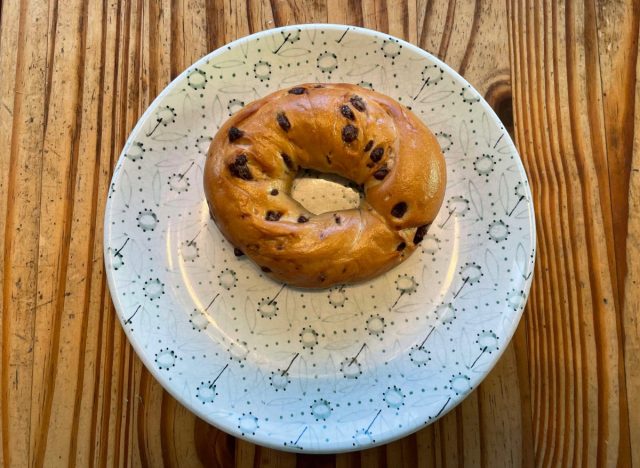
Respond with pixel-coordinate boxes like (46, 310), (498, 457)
(104, 24), (535, 453)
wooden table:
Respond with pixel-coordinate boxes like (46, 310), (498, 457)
(2, 0), (639, 466)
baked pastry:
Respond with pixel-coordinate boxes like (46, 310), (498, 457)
(204, 83), (446, 288)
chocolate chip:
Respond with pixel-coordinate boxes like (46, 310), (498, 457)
(261, 266), (272, 273)
(265, 210), (282, 221)
(229, 164), (253, 180)
(288, 87), (306, 95)
(276, 112), (291, 131)
(319, 274), (326, 282)
(373, 167), (389, 180)
(228, 126), (244, 142)
(228, 154), (252, 180)
(270, 188), (279, 196)
(342, 124), (358, 143)
(281, 152), (294, 170)
(391, 202), (408, 218)
(334, 215), (341, 225)
(297, 215), (309, 223)
(413, 224), (430, 244)
(340, 105), (355, 120)
(364, 140), (374, 152)
(396, 242), (406, 251)
(370, 147), (384, 162)
(350, 95), (366, 112)
(233, 247), (244, 257)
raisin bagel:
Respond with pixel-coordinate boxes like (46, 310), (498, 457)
(204, 83), (446, 288)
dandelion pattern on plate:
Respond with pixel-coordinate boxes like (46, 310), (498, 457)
(137, 209), (158, 232)
(125, 141), (145, 162)
(469, 330), (499, 368)
(218, 268), (237, 290)
(328, 285), (347, 308)
(390, 274), (418, 309)
(449, 373), (472, 395)
(366, 314), (386, 337)
(340, 344), (366, 379)
(299, 327), (319, 349)
(311, 399), (332, 420)
(105, 25), (535, 452)
(454, 262), (482, 298)
(187, 69), (208, 89)
(440, 196), (470, 228)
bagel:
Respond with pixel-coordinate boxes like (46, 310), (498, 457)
(204, 83), (446, 288)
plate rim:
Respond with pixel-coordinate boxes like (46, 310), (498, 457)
(104, 23), (536, 454)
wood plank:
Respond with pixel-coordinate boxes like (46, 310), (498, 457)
(414, 425), (435, 468)
(0, 0), (22, 461)
(477, 342), (523, 466)
(622, 13), (640, 468)
(29, 0), (90, 464)
(235, 438), (258, 467)
(71, 1), (114, 464)
(385, 435), (417, 468)
(360, 445), (386, 468)
(326, 0), (363, 26)
(595, 3), (639, 466)
(194, 416), (235, 467)
(1, 0), (49, 465)
(595, 0), (639, 309)
(103, 1), (142, 466)
(86, 3), (126, 464)
(508, 0), (630, 465)
(335, 451), (360, 468)
(433, 411), (459, 468)
(459, 390), (481, 467)
(255, 446), (297, 467)
(624, 9), (640, 466)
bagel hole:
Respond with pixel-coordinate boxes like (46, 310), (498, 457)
(290, 169), (362, 215)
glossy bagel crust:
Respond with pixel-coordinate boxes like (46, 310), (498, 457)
(204, 83), (446, 288)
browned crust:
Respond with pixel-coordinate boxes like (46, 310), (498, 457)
(204, 83), (446, 288)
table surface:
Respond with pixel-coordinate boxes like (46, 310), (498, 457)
(2, 0), (639, 466)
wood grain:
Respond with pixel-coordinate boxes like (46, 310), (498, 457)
(624, 20), (640, 466)
(508, 1), (639, 466)
(0, 0), (638, 466)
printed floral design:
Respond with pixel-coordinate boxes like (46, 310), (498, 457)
(317, 51), (338, 73)
(125, 141), (145, 162)
(187, 69), (208, 89)
(155, 348), (177, 370)
(218, 268), (237, 290)
(137, 209), (158, 231)
(366, 314), (386, 337)
(299, 327), (319, 349)
(311, 399), (332, 420)
(449, 373), (472, 395)
(383, 386), (405, 409)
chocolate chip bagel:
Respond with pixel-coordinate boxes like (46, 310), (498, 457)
(204, 83), (446, 288)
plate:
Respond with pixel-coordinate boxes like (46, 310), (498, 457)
(104, 24), (535, 453)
